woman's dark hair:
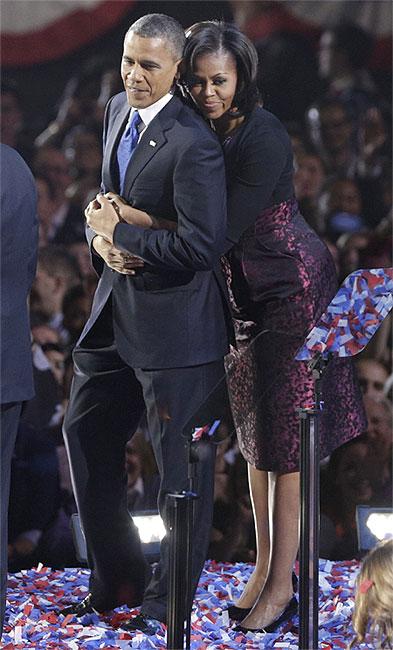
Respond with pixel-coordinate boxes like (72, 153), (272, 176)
(182, 21), (260, 116)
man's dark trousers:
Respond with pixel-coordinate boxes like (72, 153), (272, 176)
(64, 304), (223, 622)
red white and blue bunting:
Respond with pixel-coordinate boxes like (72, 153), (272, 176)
(1, 1), (135, 67)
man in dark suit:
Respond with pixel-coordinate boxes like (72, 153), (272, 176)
(62, 14), (230, 633)
(0, 144), (38, 637)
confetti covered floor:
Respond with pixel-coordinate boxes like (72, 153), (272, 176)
(2, 558), (373, 649)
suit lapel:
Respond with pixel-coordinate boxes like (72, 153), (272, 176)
(123, 119), (167, 192)
(102, 102), (130, 192)
(124, 96), (182, 194)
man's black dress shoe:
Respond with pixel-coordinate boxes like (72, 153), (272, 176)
(121, 613), (164, 636)
(234, 595), (298, 634)
(59, 593), (101, 617)
(227, 572), (298, 621)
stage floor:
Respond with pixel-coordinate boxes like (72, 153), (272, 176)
(2, 558), (374, 649)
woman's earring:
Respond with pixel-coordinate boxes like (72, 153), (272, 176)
(175, 79), (187, 99)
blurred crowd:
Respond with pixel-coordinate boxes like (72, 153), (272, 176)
(1, 16), (391, 570)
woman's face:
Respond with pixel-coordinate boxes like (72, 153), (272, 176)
(188, 49), (238, 121)
(329, 179), (362, 215)
(335, 442), (374, 504)
(294, 154), (325, 199)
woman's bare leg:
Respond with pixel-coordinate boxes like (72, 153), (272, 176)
(240, 471), (299, 628)
(234, 465), (270, 608)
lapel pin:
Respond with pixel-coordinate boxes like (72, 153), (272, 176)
(149, 140), (157, 147)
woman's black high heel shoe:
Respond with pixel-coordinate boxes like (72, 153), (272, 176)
(227, 604), (252, 621)
(227, 572), (298, 622)
(234, 595), (298, 634)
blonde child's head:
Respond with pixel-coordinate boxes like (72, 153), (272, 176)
(350, 538), (393, 649)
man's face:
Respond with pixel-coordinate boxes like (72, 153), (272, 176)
(329, 179), (362, 215)
(320, 105), (351, 152)
(335, 442), (375, 505)
(357, 360), (388, 401)
(294, 154), (325, 199)
(34, 149), (72, 197)
(364, 397), (392, 460)
(33, 265), (57, 315)
(120, 33), (180, 109)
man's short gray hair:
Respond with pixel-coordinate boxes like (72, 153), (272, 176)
(126, 14), (185, 60)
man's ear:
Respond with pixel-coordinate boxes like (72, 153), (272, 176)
(174, 57), (183, 80)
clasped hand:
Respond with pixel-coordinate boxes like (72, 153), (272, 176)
(85, 192), (154, 235)
(85, 193), (149, 274)
(85, 194), (120, 243)
(85, 193), (154, 241)
(92, 236), (144, 275)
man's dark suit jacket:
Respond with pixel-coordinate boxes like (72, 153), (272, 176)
(81, 93), (231, 369)
(0, 144), (38, 636)
(0, 144), (38, 404)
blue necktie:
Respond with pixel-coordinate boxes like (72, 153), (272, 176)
(117, 110), (142, 194)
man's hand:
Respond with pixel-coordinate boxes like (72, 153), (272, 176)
(85, 194), (120, 243)
(92, 235), (144, 275)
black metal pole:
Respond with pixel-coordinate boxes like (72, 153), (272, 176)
(299, 405), (320, 650)
(166, 440), (198, 650)
(184, 442), (198, 649)
(167, 492), (188, 650)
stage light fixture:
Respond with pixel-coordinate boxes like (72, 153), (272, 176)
(133, 511), (166, 544)
(70, 510), (164, 565)
(356, 506), (393, 552)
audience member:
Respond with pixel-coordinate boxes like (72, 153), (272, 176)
(31, 317), (61, 347)
(32, 146), (85, 245)
(35, 174), (58, 247)
(8, 419), (77, 572)
(34, 58), (123, 149)
(321, 177), (366, 243)
(363, 396), (392, 498)
(30, 245), (81, 344)
(335, 230), (391, 282)
(350, 539), (393, 649)
(285, 121), (312, 161)
(356, 358), (389, 402)
(293, 148), (327, 233)
(0, 80), (35, 163)
(67, 240), (98, 298)
(320, 436), (384, 560)
(33, 145), (72, 205)
(63, 125), (102, 208)
(21, 342), (63, 436)
(306, 98), (357, 177)
(62, 284), (92, 354)
(318, 23), (378, 122)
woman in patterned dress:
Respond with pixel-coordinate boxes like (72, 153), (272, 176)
(180, 21), (366, 633)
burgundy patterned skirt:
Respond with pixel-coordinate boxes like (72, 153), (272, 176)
(224, 199), (366, 473)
